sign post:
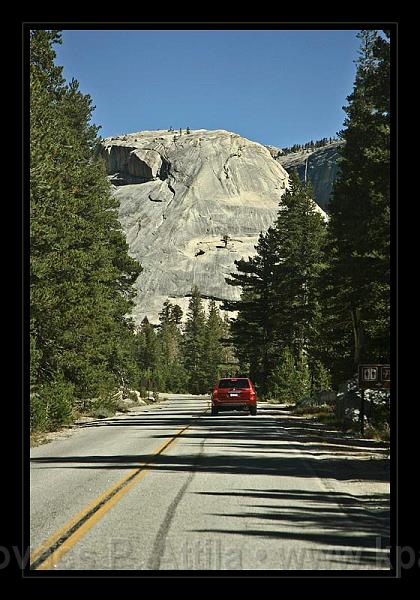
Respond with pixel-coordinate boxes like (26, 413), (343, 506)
(360, 387), (365, 435)
(358, 364), (390, 436)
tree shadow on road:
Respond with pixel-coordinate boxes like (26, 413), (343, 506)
(193, 487), (390, 569)
(32, 404), (390, 483)
(31, 405), (390, 570)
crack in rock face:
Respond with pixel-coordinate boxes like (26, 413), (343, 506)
(100, 129), (326, 324)
(147, 180), (174, 203)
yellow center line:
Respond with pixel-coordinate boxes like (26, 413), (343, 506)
(30, 411), (206, 570)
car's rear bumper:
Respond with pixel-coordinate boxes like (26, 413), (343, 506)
(212, 402), (256, 411)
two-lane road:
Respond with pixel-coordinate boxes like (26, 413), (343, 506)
(30, 395), (390, 571)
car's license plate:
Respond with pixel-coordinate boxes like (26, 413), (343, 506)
(229, 393), (239, 397)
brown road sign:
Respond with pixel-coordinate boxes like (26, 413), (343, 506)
(381, 366), (390, 389)
(358, 364), (390, 389)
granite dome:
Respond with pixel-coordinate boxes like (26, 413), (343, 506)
(100, 129), (326, 324)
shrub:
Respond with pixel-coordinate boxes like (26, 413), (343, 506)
(268, 348), (310, 404)
(364, 421), (390, 443)
(30, 332), (42, 386)
(310, 360), (332, 398)
(31, 377), (74, 431)
(91, 405), (116, 419)
(30, 392), (48, 431)
(88, 392), (119, 418)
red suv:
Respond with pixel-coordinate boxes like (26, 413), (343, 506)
(211, 377), (257, 416)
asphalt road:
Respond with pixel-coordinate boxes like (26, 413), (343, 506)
(30, 395), (390, 571)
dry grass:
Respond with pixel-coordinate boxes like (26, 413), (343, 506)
(293, 404), (390, 444)
(293, 404), (334, 418)
(30, 431), (49, 448)
(30, 426), (72, 448)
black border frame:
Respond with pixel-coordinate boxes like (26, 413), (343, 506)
(16, 18), (399, 582)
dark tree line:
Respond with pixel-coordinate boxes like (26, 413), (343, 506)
(30, 30), (142, 429)
(135, 289), (236, 396)
(319, 30), (390, 386)
(281, 136), (340, 156)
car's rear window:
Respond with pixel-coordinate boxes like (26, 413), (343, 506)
(218, 379), (250, 389)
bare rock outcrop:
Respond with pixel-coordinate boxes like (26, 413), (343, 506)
(273, 140), (345, 210)
(100, 129), (326, 324)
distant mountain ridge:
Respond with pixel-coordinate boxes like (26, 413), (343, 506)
(265, 140), (345, 210)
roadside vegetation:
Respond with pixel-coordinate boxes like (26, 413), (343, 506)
(134, 291), (237, 396)
(30, 30), (143, 432)
(30, 32), (236, 434)
(291, 403), (390, 444)
(224, 30), (390, 438)
(30, 30), (390, 439)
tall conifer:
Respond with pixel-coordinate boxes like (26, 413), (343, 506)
(183, 286), (208, 393)
(322, 30), (390, 381)
(30, 30), (142, 425)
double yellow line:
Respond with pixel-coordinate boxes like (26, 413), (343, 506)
(30, 416), (202, 570)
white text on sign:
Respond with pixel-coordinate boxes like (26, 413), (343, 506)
(363, 368), (378, 381)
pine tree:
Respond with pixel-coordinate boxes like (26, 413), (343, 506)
(158, 300), (173, 326)
(311, 360), (332, 397)
(226, 173), (327, 394)
(219, 314), (239, 376)
(322, 30), (390, 382)
(224, 228), (279, 391)
(135, 317), (161, 391)
(270, 172), (327, 360)
(30, 30), (142, 426)
(157, 301), (187, 392)
(183, 286), (208, 393)
(171, 304), (183, 326)
(267, 348), (310, 404)
(204, 300), (225, 387)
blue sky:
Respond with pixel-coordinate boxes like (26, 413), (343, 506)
(54, 29), (361, 148)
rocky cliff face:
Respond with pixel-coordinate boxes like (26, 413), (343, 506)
(270, 141), (344, 210)
(100, 129), (326, 325)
